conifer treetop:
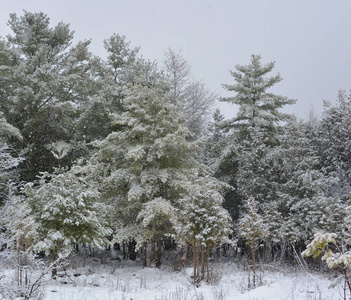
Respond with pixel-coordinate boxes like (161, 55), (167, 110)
(221, 54), (296, 130)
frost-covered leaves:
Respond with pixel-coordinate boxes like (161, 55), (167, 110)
(0, 195), (38, 252)
(25, 167), (111, 256)
(302, 233), (351, 268)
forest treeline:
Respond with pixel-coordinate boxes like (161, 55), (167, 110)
(1, 11), (351, 282)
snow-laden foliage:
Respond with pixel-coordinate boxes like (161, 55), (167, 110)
(0, 139), (23, 207)
(0, 111), (22, 141)
(1, 195), (38, 252)
(90, 80), (200, 251)
(177, 176), (232, 247)
(303, 232), (351, 268)
(46, 140), (74, 160)
(258, 121), (342, 243)
(221, 54), (296, 136)
(303, 232), (351, 297)
(0, 142), (22, 178)
(217, 55), (296, 227)
(239, 197), (268, 246)
(0, 11), (101, 181)
(25, 167), (111, 257)
(136, 197), (177, 246)
(239, 197), (268, 288)
(317, 90), (351, 199)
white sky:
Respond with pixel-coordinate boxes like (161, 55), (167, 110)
(1, 0), (351, 120)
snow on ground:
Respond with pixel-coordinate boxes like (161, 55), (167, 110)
(0, 257), (345, 300)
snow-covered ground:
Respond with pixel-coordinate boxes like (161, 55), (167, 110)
(0, 257), (345, 300)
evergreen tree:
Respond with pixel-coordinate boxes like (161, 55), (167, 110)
(25, 166), (111, 275)
(221, 54), (295, 142)
(176, 176), (232, 280)
(219, 55), (296, 224)
(0, 11), (100, 181)
(317, 90), (351, 199)
(260, 120), (344, 254)
(89, 79), (200, 267)
(203, 109), (239, 221)
(239, 197), (268, 288)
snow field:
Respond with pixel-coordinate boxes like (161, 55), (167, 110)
(0, 259), (343, 300)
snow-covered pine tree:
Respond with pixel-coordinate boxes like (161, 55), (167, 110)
(221, 54), (295, 142)
(203, 109), (240, 222)
(259, 119), (344, 260)
(89, 77), (200, 267)
(317, 90), (351, 200)
(77, 34), (141, 143)
(239, 197), (268, 288)
(25, 166), (111, 276)
(176, 176), (232, 281)
(0, 11), (101, 181)
(218, 55), (296, 224)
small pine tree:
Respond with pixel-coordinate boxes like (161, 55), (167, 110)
(177, 176), (232, 282)
(239, 197), (268, 288)
(25, 166), (111, 276)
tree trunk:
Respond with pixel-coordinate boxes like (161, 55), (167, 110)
(280, 241), (286, 262)
(156, 236), (162, 268)
(142, 242), (147, 268)
(122, 241), (127, 260)
(193, 240), (197, 279)
(201, 246), (205, 279)
(150, 239), (156, 267)
(51, 250), (58, 278)
(206, 245), (210, 282)
(251, 245), (257, 288)
(24, 253), (28, 285)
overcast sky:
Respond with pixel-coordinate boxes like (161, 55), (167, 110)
(2, 0), (351, 120)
